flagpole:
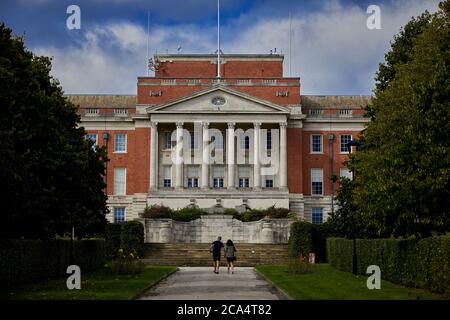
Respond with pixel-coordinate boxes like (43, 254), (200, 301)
(147, 11), (150, 76)
(217, 0), (221, 79)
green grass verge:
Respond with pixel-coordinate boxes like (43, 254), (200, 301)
(2, 265), (177, 300)
(256, 264), (447, 300)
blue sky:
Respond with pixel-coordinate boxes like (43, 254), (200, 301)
(0, 0), (442, 95)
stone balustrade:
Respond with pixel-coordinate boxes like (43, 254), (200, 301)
(139, 215), (293, 244)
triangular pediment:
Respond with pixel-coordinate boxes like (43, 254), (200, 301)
(147, 86), (289, 114)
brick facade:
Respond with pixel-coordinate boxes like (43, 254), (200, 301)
(70, 53), (370, 223)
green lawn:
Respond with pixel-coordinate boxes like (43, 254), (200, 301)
(256, 264), (447, 300)
(2, 265), (177, 300)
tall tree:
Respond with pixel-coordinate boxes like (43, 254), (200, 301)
(365, 11), (432, 121)
(0, 23), (108, 239)
(353, 1), (450, 238)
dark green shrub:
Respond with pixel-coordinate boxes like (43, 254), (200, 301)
(121, 221), (144, 257)
(223, 208), (239, 216)
(266, 206), (290, 219)
(172, 207), (208, 221)
(289, 221), (313, 258)
(327, 236), (450, 294)
(105, 223), (122, 259)
(239, 209), (267, 222)
(143, 205), (173, 219)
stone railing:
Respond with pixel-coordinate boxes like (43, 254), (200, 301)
(138, 215), (294, 244)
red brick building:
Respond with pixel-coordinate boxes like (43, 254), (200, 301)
(68, 53), (370, 224)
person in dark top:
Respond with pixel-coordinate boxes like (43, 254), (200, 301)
(225, 239), (237, 274)
(210, 236), (224, 274)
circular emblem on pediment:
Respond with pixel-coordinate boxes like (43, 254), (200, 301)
(211, 96), (226, 106)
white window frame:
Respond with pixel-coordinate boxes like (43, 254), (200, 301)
(265, 176), (274, 188)
(238, 166), (250, 188)
(211, 133), (224, 150)
(187, 166), (199, 188)
(340, 134), (352, 153)
(113, 167), (126, 196)
(312, 207), (323, 224)
(212, 166), (224, 188)
(113, 207), (126, 223)
(163, 166), (172, 187)
(163, 131), (172, 150)
(86, 133), (98, 148)
(114, 133), (127, 153)
(311, 168), (323, 196)
(310, 134), (323, 153)
(340, 167), (353, 180)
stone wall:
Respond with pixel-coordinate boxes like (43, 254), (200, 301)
(140, 215), (293, 244)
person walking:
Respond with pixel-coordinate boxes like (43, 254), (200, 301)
(210, 236), (224, 274)
(225, 239), (237, 274)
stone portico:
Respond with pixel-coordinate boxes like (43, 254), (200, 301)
(144, 85), (300, 211)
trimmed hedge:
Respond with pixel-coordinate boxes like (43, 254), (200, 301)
(327, 236), (450, 294)
(289, 221), (313, 258)
(105, 221), (145, 258)
(121, 221), (144, 257)
(105, 223), (122, 259)
(0, 239), (105, 288)
(288, 221), (331, 263)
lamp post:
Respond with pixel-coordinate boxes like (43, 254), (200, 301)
(347, 139), (360, 275)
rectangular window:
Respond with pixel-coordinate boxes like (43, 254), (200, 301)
(189, 131), (198, 150)
(340, 134), (352, 153)
(311, 134), (323, 153)
(240, 135), (250, 150)
(213, 166), (224, 188)
(114, 133), (127, 152)
(163, 132), (172, 150)
(238, 166), (250, 188)
(114, 207), (125, 223)
(340, 168), (353, 180)
(311, 168), (323, 195)
(265, 176), (274, 188)
(211, 133), (224, 149)
(239, 178), (249, 188)
(213, 178), (224, 188)
(312, 207), (323, 224)
(86, 133), (98, 148)
(163, 166), (172, 187)
(267, 131), (272, 150)
(113, 168), (126, 195)
(187, 166), (199, 188)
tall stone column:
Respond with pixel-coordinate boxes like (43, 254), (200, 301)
(227, 122), (235, 189)
(279, 122), (288, 190)
(201, 122), (210, 189)
(253, 122), (261, 190)
(175, 122), (184, 189)
(150, 121), (158, 191)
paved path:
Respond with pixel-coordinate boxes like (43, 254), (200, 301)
(140, 267), (285, 300)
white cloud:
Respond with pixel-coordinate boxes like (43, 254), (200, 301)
(33, 0), (441, 95)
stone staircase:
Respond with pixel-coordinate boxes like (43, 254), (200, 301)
(142, 243), (290, 266)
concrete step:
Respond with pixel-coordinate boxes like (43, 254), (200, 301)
(142, 243), (290, 266)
